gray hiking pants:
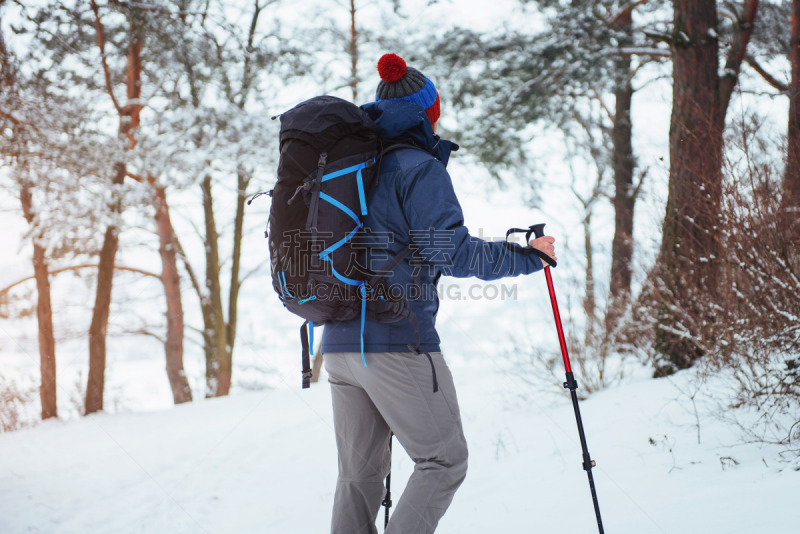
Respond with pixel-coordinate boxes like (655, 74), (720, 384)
(325, 351), (468, 534)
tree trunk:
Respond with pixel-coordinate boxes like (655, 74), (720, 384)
(85, 162), (126, 415)
(85, 2), (147, 414)
(183, 2), (264, 398)
(607, 82), (635, 332)
(226, 166), (250, 362)
(202, 175), (230, 397)
(655, 0), (723, 373)
(153, 180), (192, 404)
(20, 182), (57, 420)
(349, 0), (358, 102)
(783, 0), (800, 218)
(120, 7), (145, 149)
(0, 3), (13, 89)
(582, 210), (596, 348)
(607, 22), (635, 335)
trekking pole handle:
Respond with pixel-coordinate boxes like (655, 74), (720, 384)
(527, 224), (557, 268)
(529, 223), (546, 241)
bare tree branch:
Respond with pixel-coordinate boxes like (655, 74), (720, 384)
(117, 327), (166, 345)
(108, 1), (208, 16)
(608, 0), (650, 27)
(0, 108), (42, 134)
(90, 0), (123, 114)
(632, 167), (649, 201)
(643, 29), (674, 45)
(0, 264), (160, 298)
(239, 0), (265, 108)
(745, 55), (789, 93)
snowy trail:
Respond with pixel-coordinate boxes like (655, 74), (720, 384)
(1, 361), (798, 534)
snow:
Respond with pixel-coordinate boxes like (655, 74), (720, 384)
(1, 360), (798, 534)
(2, 1), (799, 532)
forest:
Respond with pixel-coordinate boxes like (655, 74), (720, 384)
(1, 0), (798, 453)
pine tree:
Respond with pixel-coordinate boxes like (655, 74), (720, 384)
(654, 0), (760, 374)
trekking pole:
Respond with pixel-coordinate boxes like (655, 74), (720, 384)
(382, 433), (393, 529)
(530, 223), (605, 534)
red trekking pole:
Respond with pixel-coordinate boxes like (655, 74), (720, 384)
(529, 223), (605, 534)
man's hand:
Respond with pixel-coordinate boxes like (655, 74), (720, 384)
(529, 236), (556, 265)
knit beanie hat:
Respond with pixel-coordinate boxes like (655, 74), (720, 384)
(375, 53), (441, 127)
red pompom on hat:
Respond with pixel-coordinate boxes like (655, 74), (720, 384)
(377, 53), (407, 83)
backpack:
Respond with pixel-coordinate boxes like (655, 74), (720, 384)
(265, 95), (419, 388)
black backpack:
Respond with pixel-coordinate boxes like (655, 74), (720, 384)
(265, 95), (419, 388)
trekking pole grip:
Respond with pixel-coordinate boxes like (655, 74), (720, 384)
(527, 223), (557, 268)
(529, 223), (546, 240)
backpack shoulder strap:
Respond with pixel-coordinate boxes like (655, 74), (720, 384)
(376, 141), (427, 173)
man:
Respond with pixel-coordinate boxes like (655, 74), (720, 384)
(321, 53), (556, 534)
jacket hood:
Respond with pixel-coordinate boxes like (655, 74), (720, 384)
(360, 100), (458, 167)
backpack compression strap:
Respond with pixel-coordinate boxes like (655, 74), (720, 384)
(300, 320), (313, 389)
(306, 154), (376, 370)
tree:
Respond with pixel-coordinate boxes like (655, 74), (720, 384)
(84, 0), (145, 414)
(0, 0), (10, 87)
(784, 0), (800, 219)
(654, 0), (760, 373)
(19, 179), (57, 419)
(606, 2), (639, 334)
(1, 4), (70, 420)
(141, 171), (193, 405)
(84, 163), (126, 415)
(306, 0), (406, 103)
(85, 0), (194, 408)
(183, 1), (267, 397)
(1, 2), (57, 420)
(347, 0), (359, 102)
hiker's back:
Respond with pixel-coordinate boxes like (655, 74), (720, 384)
(320, 142), (446, 354)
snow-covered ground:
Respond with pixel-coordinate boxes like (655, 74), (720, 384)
(1, 357), (798, 534)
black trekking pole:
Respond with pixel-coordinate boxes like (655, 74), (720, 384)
(530, 223), (605, 534)
(382, 433), (393, 529)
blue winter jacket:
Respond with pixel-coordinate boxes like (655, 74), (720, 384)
(320, 99), (544, 354)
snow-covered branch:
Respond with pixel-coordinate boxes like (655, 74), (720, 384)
(615, 47), (671, 58)
(89, 0), (123, 115)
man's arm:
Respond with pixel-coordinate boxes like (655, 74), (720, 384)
(400, 160), (552, 280)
